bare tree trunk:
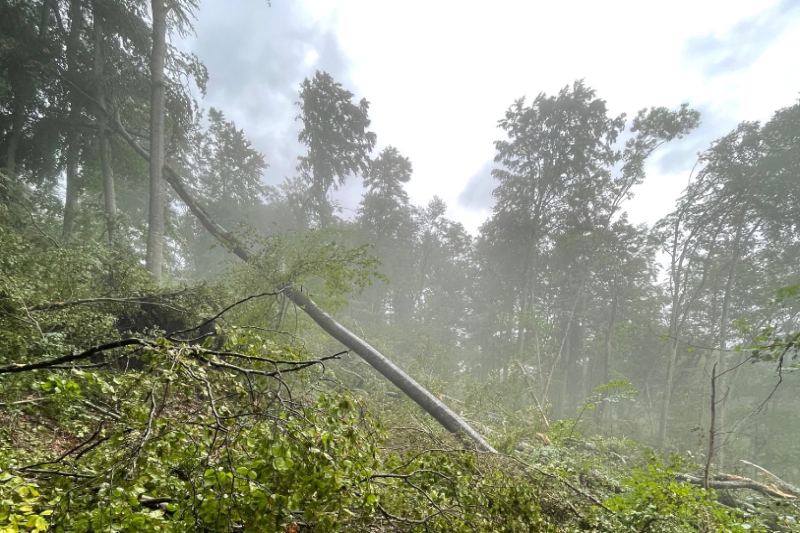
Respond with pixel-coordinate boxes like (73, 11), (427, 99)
(62, 0), (84, 240)
(93, 2), (115, 242)
(287, 288), (497, 453)
(704, 362), (718, 489)
(145, 0), (167, 279)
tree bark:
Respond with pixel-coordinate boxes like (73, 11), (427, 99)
(287, 287), (497, 453)
(62, 0), (84, 240)
(146, 0), (167, 279)
(93, 2), (116, 242)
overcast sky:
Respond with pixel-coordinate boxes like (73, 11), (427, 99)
(181, 0), (800, 234)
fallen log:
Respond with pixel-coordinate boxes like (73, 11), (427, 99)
(676, 473), (797, 499)
(740, 460), (800, 497)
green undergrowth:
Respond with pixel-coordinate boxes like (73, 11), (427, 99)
(1, 220), (796, 533)
(1, 349), (787, 532)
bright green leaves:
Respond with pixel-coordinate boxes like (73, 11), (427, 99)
(39, 377), (81, 397)
(0, 474), (54, 533)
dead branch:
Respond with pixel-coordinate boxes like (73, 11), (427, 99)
(0, 338), (153, 374)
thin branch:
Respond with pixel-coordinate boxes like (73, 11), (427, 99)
(0, 338), (153, 374)
(18, 468), (96, 479)
(169, 289), (288, 337)
(129, 387), (157, 476)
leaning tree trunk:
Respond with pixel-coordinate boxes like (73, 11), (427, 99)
(145, 0), (167, 279)
(62, 0), (84, 240)
(286, 288), (497, 453)
(110, 113), (497, 453)
(93, 2), (116, 242)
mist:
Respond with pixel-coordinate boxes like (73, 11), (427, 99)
(1, 1), (799, 530)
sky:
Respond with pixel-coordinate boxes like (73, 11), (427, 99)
(180, 0), (800, 234)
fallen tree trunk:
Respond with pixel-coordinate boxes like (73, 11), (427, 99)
(676, 473), (798, 499)
(111, 111), (497, 454)
(741, 460), (800, 497)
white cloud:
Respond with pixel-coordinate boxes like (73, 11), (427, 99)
(301, 0), (800, 232)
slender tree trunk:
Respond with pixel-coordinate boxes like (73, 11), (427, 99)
(715, 214), (745, 468)
(659, 232), (684, 450)
(533, 300), (543, 389)
(146, 0), (168, 279)
(659, 338), (679, 449)
(558, 326), (571, 418)
(62, 0), (84, 240)
(516, 246), (533, 361)
(598, 292), (618, 423)
(569, 318), (586, 412)
(93, 3), (116, 242)
(543, 274), (586, 404)
(704, 363), (718, 490)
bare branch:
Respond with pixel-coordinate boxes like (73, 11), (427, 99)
(0, 338), (153, 374)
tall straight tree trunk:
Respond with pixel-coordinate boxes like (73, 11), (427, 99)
(62, 0), (84, 240)
(146, 0), (168, 279)
(93, 2), (115, 242)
